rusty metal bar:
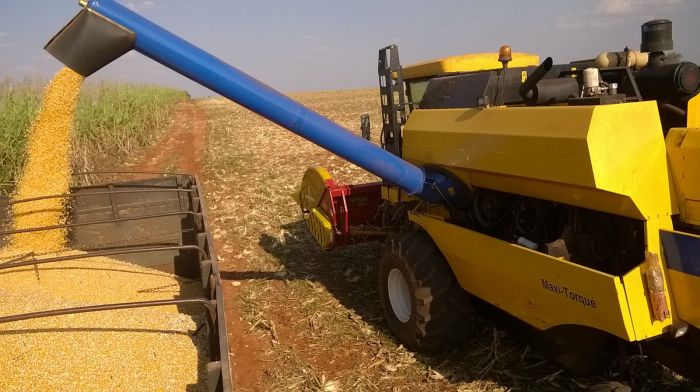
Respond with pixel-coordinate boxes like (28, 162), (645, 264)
(0, 188), (194, 208)
(0, 245), (207, 270)
(72, 170), (193, 177)
(1, 172), (192, 187)
(0, 210), (198, 236)
(108, 184), (120, 219)
(0, 298), (215, 324)
(0, 252), (35, 266)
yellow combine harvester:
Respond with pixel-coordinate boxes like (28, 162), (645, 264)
(295, 19), (700, 377)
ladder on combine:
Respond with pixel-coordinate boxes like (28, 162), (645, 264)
(378, 45), (408, 157)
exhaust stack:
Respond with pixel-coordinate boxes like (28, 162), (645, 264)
(45, 0), (461, 203)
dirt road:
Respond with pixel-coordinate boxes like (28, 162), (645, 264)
(127, 100), (207, 176)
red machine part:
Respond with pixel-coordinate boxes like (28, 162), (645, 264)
(318, 178), (383, 247)
(295, 166), (384, 249)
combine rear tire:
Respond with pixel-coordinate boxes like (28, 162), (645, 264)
(378, 230), (473, 352)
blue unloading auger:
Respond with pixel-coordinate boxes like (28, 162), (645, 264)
(46, 0), (459, 203)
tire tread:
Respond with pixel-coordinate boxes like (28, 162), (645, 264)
(378, 229), (473, 352)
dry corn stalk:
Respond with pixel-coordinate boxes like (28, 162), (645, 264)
(10, 67), (83, 251)
(645, 251), (670, 322)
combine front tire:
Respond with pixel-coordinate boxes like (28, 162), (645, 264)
(378, 230), (473, 352)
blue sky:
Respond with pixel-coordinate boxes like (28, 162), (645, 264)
(0, 0), (698, 97)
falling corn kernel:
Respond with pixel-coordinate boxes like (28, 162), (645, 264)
(11, 67), (84, 251)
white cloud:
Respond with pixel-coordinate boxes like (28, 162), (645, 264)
(595, 0), (633, 15)
(554, 14), (585, 30)
(595, 0), (684, 15)
(556, 0), (685, 30)
(0, 32), (10, 49)
(308, 45), (332, 53)
(303, 34), (333, 52)
(126, 0), (156, 11)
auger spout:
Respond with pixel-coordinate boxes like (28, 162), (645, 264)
(44, 0), (453, 201)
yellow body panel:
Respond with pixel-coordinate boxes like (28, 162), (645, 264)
(381, 185), (417, 203)
(409, 211), (637, 340)
(620, 216), (677, 340)
(403, 102), (673, 220)
(402, 52), (540, 80)
(399, 102), (688, 341)
(621, 259), (675, 339)
(293, 166), (335, 250)
(307, 208), (334, 250)
(688, 94), (699, 128)
(667, 269), (700, 327)
(666, 127), (700, 225)
(292, 166), (332, 210)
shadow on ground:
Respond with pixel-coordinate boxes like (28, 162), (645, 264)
(220, 220), (697, 392)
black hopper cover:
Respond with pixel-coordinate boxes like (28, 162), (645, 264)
(45, 9), (135, 77)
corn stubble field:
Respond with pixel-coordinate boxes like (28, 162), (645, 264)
(199, 89), (693, 392)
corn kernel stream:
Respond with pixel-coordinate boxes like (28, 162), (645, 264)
(10, 67), (83, 251)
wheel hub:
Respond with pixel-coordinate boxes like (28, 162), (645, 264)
(387, 268), (411, 323)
